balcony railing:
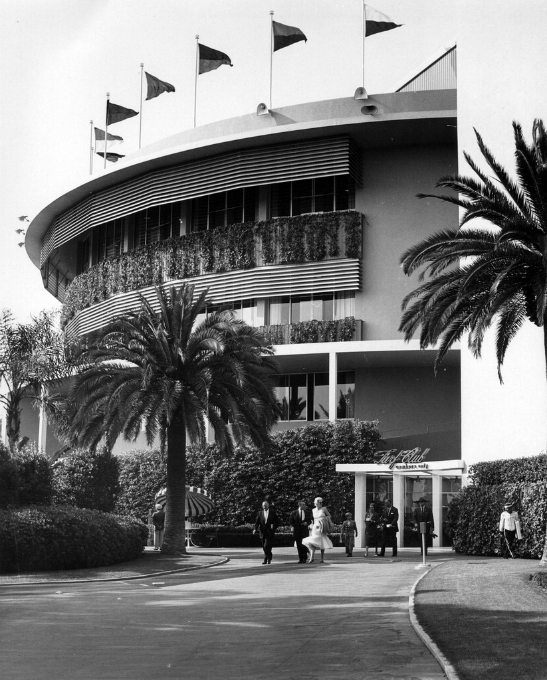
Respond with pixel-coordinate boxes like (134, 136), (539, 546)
(60, 211), (363, 328)
(258, 317), (362, 345)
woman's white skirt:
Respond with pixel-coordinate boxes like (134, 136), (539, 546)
(302, 525), (333, 550)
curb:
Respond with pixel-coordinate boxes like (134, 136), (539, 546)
(408, 564), (460, 680)
(0, 556), (229, 587)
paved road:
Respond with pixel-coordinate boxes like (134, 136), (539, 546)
(0, 548), (449, 680)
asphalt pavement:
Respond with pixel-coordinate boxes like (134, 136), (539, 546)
(0, 547), (452, 680)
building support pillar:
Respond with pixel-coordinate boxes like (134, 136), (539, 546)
(432, 473), (442, 547)
(392, 472), (405, 551)
(329, 350), (337, 421)
(38, 386), (48, 454)
(354, 473), (367, 548)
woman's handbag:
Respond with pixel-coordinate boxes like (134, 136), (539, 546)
(322, 514), (335, 534)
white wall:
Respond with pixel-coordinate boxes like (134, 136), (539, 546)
(457, 1), (547, 467)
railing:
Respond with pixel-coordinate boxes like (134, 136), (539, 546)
(258, 317), (362, 345)
(60, 211), (363, 328)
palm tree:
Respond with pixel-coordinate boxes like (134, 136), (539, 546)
(65, 284), (279, 554)
(399, 119), (547, 566)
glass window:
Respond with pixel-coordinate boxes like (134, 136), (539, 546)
(442, 477), (462, 547)
(334, 175), (354, 210)
(291, 296), (313, 323)
(292, 179), (313, 216)
(337, 371), (355, 419)
(233, 299), (257, 326)
(314, 176), (334, 213)
(269, 296), (290, 325)
(404, 477), (433, 547)
(273, 375), (289, 421)
(97, 218), (123, 262)
(366, 477), (394, 513)
(271, 182), (291, 218)
(313, 373), (330, 420)
(334, 292), (355, 319)
(274, 374), (307, 421)
(191, 188), (257, 231)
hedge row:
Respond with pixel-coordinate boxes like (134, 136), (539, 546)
(190, 524), (344, 548)
(469, 454), (547, 486)
(0, 506), (148, 574)
(447, 479), (547, 558)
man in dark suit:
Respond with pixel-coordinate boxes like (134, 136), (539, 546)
(413, 496), (434, 555)
(289, 499), (313, 563)
(378, 499), (399, 557)
(253, 500), (280, 564)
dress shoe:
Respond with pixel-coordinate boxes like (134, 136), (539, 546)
(267, 560), (271, 564)
(262, 560), (268, 564)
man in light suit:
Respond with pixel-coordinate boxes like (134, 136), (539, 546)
(413, 496), (434, 556)
(289, 499), (313, 563)
(378, 499), (399, 557)
(253, 500), (280, 564)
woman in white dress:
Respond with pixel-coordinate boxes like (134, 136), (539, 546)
(302, 497), (334, 563)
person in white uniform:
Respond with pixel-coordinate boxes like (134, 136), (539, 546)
(499, 501), (519, 559)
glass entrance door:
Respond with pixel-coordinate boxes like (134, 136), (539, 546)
(403, 477), (432, 547)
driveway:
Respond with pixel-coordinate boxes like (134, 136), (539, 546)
(0, 548), (448, 680)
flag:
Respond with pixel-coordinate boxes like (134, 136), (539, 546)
(272, 20), (307, 51)
(96, 152), (125, 163)
(145, 72), (175, 100)
(106, 101), (139, 125)
(365, 5), (401, 37)
(198, 43), (232, 74)
(94, 127), (123, 143)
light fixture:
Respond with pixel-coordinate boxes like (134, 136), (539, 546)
(354, 86), (368, 100)
(256, 102), (270, 116)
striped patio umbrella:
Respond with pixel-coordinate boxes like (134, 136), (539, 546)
(154, 486), (214, 517)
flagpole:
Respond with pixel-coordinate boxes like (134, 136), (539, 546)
(139, 63), (144, 149)
(194, 35), (199, 128)
(104, 92), (109, 170)
(362, 2), (366, 89)
(89, 120), (94, 175)
(269, 11), (274, 110)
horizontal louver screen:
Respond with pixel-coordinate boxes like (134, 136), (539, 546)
(42, 136), (361, 265)
(66, 259), (360, 336)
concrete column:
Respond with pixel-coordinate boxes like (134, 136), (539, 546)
(37, 387), (48, 454)
(328, 351), (337, 421)
(392, 472), (405, 551)
(432, 474), (442, 547)
(354, 473), (367, 548)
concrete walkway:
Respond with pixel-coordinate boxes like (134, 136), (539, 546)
(0, 547), (449, 680)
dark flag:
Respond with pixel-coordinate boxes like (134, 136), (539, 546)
(94, 127), (123, 142)
(96, 151), (125, 163)
(365, 5), (401, 37)
(272, 20), (307, 51)
(107, 101), (139, 125)
(145, 72), (176, 100)
(199, 43), (232, 74)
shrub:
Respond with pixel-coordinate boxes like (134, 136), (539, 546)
(115, 450), (167, 520)
(53, 446), (120, 512)
(447, 453), (547, 558)
(189, 523), (343, 548)
(187, 420), (380, 526)
(0, 506), (147, 573)
(0, 444), (19, 508)
(13, 444), (54, 506)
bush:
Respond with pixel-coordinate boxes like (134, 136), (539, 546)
(0, 444), (19, 508)
(13, 444), (54, 506)
(447, 453), (547, 558)
(187, 420), (380, 526)
(0, 506), (147, 574)
(53, 446), (120, 512)
(190, 523), (343, 548)
(115, 450), (167, 520)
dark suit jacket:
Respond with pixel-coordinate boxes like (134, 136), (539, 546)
(289, 508), (313, 539)
(382, 507), (399, 533)
(413, 505), (434, 533)
(254, 508), (279, 538)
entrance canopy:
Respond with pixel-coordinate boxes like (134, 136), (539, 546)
(336, 460), (465, 477)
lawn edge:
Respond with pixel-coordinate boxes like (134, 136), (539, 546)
(408, 563), (460, 680)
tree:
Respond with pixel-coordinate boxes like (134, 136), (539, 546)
(0, 309), (72, 451)
(65, 284), (279, 554)
(399, 119), (547, 565)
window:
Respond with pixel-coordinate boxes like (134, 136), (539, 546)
(134, 203), (181, 248)
(273, 374), (307, 421)
(76, 235), (91, 274)
(442, 477), (462, 546)
(270, 175), (354, 218)
(275, 370), (355, 422)
(96, 218), (123, 263)
(267, 293), (354, 325)
(190, 187), (257, 232)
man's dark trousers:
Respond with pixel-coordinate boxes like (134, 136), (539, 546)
(289, 508), (312, 562)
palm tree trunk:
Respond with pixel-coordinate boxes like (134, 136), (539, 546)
(161, 416), (187, 555)
(6, 396), (22, 452)
(540, 323), (547, 568)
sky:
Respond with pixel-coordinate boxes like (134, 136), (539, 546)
(0, 0), (461, 322)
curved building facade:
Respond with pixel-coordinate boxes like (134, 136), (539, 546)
(26, 87), (462, 548)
